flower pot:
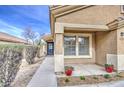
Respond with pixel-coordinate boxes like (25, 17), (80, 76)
(106, 67), (113, 73)
(105, 64), (114, 73)
(65, 69), (72, 76)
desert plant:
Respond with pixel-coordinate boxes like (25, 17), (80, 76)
(80, 76), (85, 80)
(103, 74), (111, 79)
(116, 74), (122, 77)
(65, 66), (74, 71)
(93, 76), (98, 80)
(65, 78), (70, 82)
(25, 46), (38, 64)
(0, 44), (25, 53)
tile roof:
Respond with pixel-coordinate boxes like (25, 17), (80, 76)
(0, 32), (27, 44)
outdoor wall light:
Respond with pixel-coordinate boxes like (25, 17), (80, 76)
(120, 32), (124, 38)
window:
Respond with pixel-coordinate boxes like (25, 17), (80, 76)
(64, 34), (92, 58)
(64, 36), (76, 55)
(121, 5), (124, 13)
(78, 37), (89, 55)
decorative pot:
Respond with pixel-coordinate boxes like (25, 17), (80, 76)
(65, 69), (72, 76)
(105, 67), (113, 73)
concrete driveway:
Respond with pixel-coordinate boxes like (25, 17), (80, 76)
(27, 56), (57, 87)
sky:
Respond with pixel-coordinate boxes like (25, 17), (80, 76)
(0, 5), (50, 39)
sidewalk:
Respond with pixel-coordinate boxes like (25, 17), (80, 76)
(27, 56), (57, 87)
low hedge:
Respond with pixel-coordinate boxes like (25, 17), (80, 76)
(0, 44), (39, 86)
(25, 46), (38, 64)
(0, 44), (24, 86)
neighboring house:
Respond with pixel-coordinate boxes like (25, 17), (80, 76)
(0, 32), (27, 44)
(46, 5), (124, 74)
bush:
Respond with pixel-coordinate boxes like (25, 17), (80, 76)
(65, 78), (70, 82)
(37, 46), (43, 58)
(116, 74), (122, 77)
(103, 74), (111, 79)
(65, 66), (74, 71)
(93, 76), (98, 80)
(0, 45), (23, 86)
(0, 44), (25, 53)
(80, 76), (85, 80)
(25, 46), (38, 64)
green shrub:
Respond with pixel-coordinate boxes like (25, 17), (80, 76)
(0, 44), (25, 53)
(0, 47), (23, 86)
(65, 66), (74, 71)
(80, 76), (85, 80)
(103, 74), (111, 79)
(93, 76), (98, 80)
(116, 74), (122, 77)
(65, 78), (70, 82)
(25, 46), (38, 64)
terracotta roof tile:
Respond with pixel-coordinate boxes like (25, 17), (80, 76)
(0, 32), (27, 44)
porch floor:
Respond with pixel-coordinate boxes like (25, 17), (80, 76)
(58, 64), (116, 77)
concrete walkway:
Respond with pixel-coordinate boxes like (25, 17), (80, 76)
(27, 56), (57, 87)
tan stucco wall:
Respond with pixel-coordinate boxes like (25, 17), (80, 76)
(54, 33), (63, 54)
(117, 27), (124, 54)
(96, 30), (117, 66)
(116, 26), (124, 71)
(56, 6), (121, 25)
(64, 31), (96, 64)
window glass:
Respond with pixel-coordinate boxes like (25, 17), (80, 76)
(78, 37), (89, 55)
(64, 36), (76, 55)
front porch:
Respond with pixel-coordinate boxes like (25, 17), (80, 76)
(67, 64), (116, 76)
(57, 64), (116, 77)
(54, 22), (124, 74)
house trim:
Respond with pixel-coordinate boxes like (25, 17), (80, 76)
(55, 22), (109, 33)
(54, 6), (92, 18)
(120, 5), (124, 14)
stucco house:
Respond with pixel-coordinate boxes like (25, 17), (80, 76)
(45, 5), (124, 74)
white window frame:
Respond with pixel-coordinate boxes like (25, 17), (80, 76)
(121, 5), (124, 13)
(64, 33), (92, 58)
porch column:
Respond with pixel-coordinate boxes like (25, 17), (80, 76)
(54, 23), (64, 74)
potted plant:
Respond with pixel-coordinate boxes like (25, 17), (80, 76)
(64, 66), (74, 76)
(105, 64), (114, 73)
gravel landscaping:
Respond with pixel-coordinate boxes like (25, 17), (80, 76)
(57, 73), (124, 87)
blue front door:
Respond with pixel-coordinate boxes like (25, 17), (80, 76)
(47, 42), (54, 55)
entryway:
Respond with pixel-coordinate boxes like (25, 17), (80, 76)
(47, 42), (54, 55)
